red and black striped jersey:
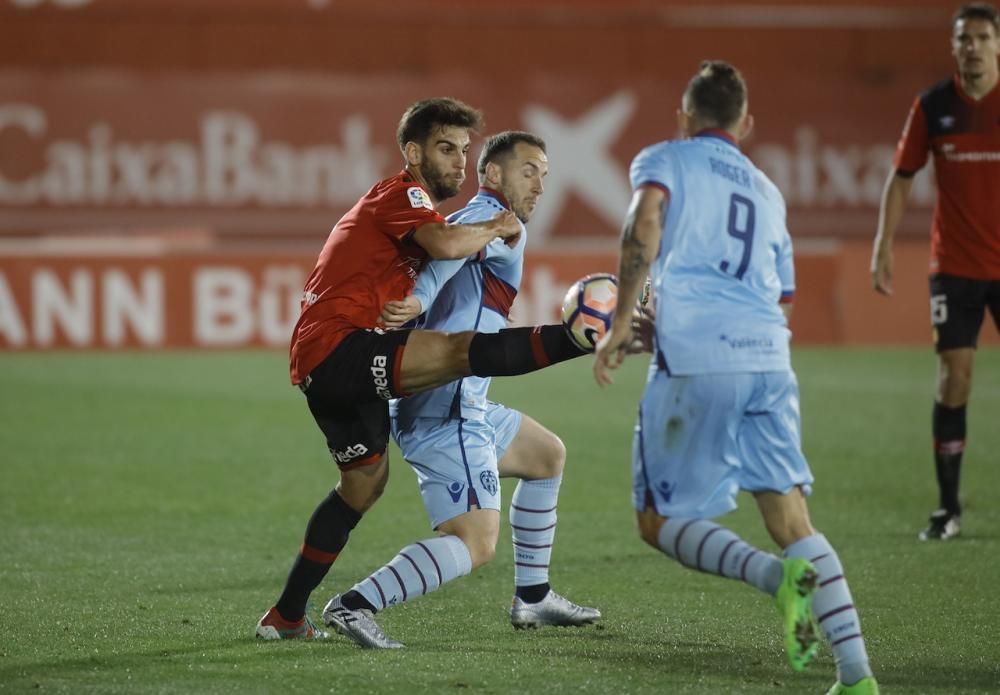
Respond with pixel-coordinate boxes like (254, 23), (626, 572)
(895, 75), (1000, 280)
(289, 170), (445, 384)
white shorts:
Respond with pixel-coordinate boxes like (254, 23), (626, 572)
(633, 370), (814, 519)
(391, 402), (523, 529)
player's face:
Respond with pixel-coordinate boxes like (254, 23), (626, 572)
(952, 18), (1000, 79)
(497, 143), (548, 223)
(418, 126), (472, 202)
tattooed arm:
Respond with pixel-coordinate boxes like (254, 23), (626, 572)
(593, 185), (666, 386)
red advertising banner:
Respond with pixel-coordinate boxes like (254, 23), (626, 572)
(0, 70), (941, 244)
(2, 242), (995, 350)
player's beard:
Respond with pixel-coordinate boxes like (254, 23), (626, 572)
(420, 161), (462, 202)
(507, 189), (537, 224)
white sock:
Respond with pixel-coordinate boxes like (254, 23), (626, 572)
(351, 535), (472, 611)
(657, 518), (784, 595)
(784, 534), (873, 685)
(510, 476), (561, 587)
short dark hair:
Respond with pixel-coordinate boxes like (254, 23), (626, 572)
(476, 131), (547, 177)
(396, 98), (483, 151)
(953, 3), (1000, 32)
(682, 60), (748, 130)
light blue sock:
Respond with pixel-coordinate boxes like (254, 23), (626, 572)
(657, 518), (784, 595)
(784, 534), (873, 685)
(352, 535), (472, 611)
(510, 476), (561, 587)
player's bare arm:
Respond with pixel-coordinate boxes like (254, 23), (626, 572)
(871, 171), (915, 295)
(413, 211), (521, 260)
(593, 186), (664, 386)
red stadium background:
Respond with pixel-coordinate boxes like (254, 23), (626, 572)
(1, 0), (996, 348)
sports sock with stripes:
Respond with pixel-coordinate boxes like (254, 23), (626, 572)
(349, 535), (472, 612)
(468, 326), (585, 378)
(784, 533), (873, 685)
(656, 517), (784, 595)
(510, 476), (561, 592)
(274, 490), (360, 622)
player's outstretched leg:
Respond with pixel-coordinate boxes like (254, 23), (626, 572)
(784, 534), (877, 691)
(774, 557), (820, 672)
(507, 476), (600, 629)
(468, 325), (586, 377)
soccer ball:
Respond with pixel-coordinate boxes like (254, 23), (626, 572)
(561, 273), (618, 352)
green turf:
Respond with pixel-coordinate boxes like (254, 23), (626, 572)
(1, 348), (998, 694)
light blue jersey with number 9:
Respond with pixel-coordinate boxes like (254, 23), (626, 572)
(629, 132), (795, 375)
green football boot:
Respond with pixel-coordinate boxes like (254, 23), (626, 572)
(774, 557), (819, 672)
(826, 676), (880, 694)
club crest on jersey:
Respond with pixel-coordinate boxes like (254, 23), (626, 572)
(407, 186), (433, 210)
(479, 470), (498, 496)
(939, 115), (955, 129)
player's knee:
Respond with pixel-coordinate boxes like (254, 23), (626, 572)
(636, 511), (665, 548)
(938, 352), (974, 403)
(441, 512), (499, 569)
(446, 331), (476, 373)
(449, 529), (496, 569)
(337, 458), (389, 512)
(468, 538), (497, 569)
(539, 431), (566, 478)
(766, 517), (814, 549)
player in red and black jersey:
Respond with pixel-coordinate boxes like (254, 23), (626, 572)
(872, 3), (1000, 542)
(257, 98), (588, 640)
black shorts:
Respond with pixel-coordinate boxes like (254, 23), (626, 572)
(300, 328), (412, 470)
(928, 273), (1000, 352)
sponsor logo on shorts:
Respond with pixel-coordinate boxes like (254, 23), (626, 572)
(370, 354), (393, 400)
(330, 442), (369, 465)
(479, 470), (499, 497)
(657, 480), (674, 503)
(447, 481), (465, 503)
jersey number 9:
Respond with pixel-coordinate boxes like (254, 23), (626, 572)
(720, 193), (756, 281)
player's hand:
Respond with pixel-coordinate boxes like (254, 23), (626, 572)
(593, 324), (632, 387)
(626, 303), (656, 354)
(380, 295), (422, 329)
(491, 210), (522, 247)
(871, 245), (894, 296)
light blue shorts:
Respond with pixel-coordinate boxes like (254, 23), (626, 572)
(633, 370), (814, 519)
(391, 402), (523, 529)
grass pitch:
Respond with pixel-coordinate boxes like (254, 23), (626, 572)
(1, 348), (998, 694)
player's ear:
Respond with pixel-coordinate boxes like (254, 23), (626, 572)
(404, 141), (422, 167)
(737, 112), (755, 142)
(484, 161), (503, 187)
(676, 108), (690, 138)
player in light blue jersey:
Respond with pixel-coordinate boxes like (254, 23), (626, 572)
(594, 62), (878, 695)
(322, 131), (600, 648)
